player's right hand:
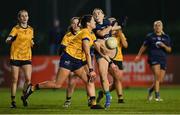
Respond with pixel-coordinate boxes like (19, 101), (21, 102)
(6, 37), (13, 44)
(134, 56), (141, 63)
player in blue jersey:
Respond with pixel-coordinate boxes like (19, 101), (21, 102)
(135, 20), (172, 101)
(92, 8), (121, 108)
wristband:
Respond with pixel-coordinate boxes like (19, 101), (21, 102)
(109, 60), (113, 65)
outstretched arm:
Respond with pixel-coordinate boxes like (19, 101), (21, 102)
(134, 45), (147, 62)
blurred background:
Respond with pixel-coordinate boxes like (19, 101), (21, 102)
(0, 0), (180, 87)
(0, 0), (179, 55)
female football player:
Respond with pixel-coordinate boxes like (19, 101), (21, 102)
(96, 17), (128, 104)
(60, 17), (80, 107)
(24, 15), (103, 109)
(6, 10), (34, 108)
(92, 8), (121, 108)
(135, 20), (172, 101)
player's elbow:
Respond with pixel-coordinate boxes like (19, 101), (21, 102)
(124, 43), (128, 48)
(122, 42), (128, 48)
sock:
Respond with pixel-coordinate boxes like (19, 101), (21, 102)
(11, 96), (15, 102)
(118, 94), (123, 99)
(105, 91), (110, 96)
(35, 84), (40, 90)
(90, 96), (96, 106)
(66, 97), (71, 101)
(155, 92), (160, 98)
(149, 86), (155, 94)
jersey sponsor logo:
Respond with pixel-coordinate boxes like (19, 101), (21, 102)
(157, 37), (161, 40)
(151, 61), (158, 65)
(64, 60), (71, 65)
(152, 37), (156, 40)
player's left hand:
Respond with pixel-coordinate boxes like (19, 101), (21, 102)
(158, 42), (166, 48)
(109, 62), (118, 71)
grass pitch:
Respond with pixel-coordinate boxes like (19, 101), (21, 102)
(0, 86), (180, 114)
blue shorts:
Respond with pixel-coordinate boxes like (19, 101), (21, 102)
(59, 52), (86, 71)
(94, 50), (103, 61)
(148, 57), (167, 70)
(10, 60), (32, 67)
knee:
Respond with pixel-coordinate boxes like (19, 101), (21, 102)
(25, 78), (31, 84)
(159, 77), (164, 82)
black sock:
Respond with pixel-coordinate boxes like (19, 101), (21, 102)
(35, 84), (40, 90)
(90, 96), (96, 100)
(66, 97), (71, 101)
(90, 96), (96, 106)
(149, 86), (155, 93)
(11, 96), (15, 102)
(118, 95), (123, 99)
(155, 92), (160, 98)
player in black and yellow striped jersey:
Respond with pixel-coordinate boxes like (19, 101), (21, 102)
(24, 15), (103, 109)
(6, 10), (34, 108)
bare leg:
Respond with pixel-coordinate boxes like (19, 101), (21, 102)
(151, 64), (163, 101)
(22, 64), (32, 93)
(38, 67), (71, 89)
(109, 67), (124, 103)
(66, 73), (77, 99)
(10, 66), (20, 108)
(97, 58), (109, 92)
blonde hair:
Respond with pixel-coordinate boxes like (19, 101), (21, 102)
(153, 20), (165, 34)
(154, 20), (163, 26)
(17, 9), (28, 24)
(17, 9), (28, 19)
(92, 8), (104, 15)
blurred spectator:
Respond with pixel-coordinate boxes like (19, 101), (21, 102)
(49, 19), (64, 55)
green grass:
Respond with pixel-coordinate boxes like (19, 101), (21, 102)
(0, 87), (180, 114)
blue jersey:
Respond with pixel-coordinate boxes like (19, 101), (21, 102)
(93, 19), (111, 39)
(143, 32), (172, 58)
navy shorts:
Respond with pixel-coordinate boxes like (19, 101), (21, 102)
(10, 60), (32, 67)
(59, 52), (86, 71)
(148, 57), (167, 70)
(112, 60), (123, 70)
(94, 50), (103, 61)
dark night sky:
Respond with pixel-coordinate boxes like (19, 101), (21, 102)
(0, 0), (179, 54)
(0, 0), (179, 29)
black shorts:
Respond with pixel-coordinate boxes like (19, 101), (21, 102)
(10, 60), (32, 67)
(112, 60), (123, 70)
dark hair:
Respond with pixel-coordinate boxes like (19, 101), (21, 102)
(80, 15), (93, 28)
